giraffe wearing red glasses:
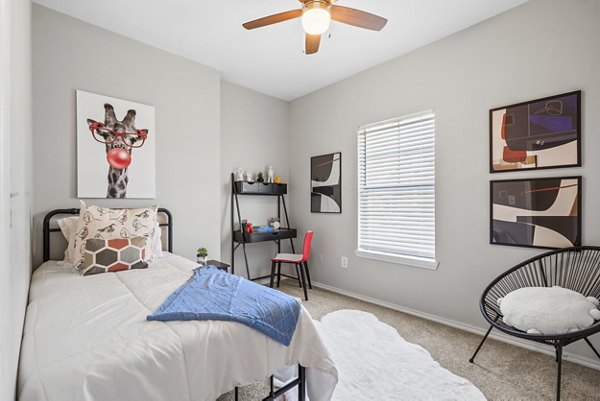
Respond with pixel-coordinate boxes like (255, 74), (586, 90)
(87, 103), (148, 198)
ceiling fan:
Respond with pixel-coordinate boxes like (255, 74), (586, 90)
(242, 0), (388, 55)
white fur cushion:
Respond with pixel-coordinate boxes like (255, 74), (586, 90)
(497, 286), (600, 335)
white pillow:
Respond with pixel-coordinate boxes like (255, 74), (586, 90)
(72, 201), (158, 268)
(57, 216), (79, 264)
(498, 286), (600, 335)
(152, 221), (164, 258)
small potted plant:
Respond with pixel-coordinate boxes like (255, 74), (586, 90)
(197, 247), (208, 264)
(256, 171), (265, 183)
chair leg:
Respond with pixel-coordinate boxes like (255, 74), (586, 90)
(299, 263), (309, 301)
(295, 264), (302, 287)
(269, 261), (276, 288)
(556, 344), (563, 401)
(303, 261), (312, 289)
(584, 337), (600, 360)
(469, 324), (494, 363)
(277, 262), (282, 288)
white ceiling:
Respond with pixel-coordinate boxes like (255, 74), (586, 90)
(33, 0), (528, 101)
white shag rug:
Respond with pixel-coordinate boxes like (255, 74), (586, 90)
(304, 310), (486, 401)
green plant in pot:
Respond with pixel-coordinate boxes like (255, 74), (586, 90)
(256, 171), (265, 183)
(197, 247), (208, 264)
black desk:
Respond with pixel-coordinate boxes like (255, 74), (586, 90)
(231, 174), (297, 281)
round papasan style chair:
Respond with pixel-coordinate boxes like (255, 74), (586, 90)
(469, 246), (600, 401)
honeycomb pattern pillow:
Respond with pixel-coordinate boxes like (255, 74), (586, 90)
(498, 286), (600, 335)
(81, 237), (148, 276)
(72, 201), (158, 268)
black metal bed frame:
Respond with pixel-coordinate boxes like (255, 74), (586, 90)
(43, 207), (174, 261)
(41, 208), (307, 401)
(469, 246), (600, 401)
(237, 366), (306, 401)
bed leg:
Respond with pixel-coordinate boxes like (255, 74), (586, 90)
(298, 365), (306, 401)
(234, 386), (239, 401)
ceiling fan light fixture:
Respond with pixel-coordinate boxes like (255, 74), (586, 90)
(301, 1), (331, 35)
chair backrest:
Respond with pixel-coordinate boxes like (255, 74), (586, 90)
(479, 246), (600, 340)
(482, 246), (600, 320)
(302, 231), (314, 262)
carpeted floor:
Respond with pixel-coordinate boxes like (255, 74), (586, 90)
(218, 281), (600, 401)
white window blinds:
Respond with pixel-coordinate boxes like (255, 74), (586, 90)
(357, 110), (435, 262)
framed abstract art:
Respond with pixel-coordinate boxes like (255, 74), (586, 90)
(490, 91), (581, 173)
(311, 152), (342, 213)
(490, 176), (581, 249)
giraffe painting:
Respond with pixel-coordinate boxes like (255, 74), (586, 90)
(77, 90), (155, 199)
(87, 104), (148, 198)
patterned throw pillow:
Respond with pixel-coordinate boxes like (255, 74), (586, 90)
(72, 201), (158, 268)
(81, 237), (148, 276)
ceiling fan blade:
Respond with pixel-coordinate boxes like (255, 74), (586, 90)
(330, 6), (388, 31)
(243, 9), (303, 30)
(305, 33), (321, 55)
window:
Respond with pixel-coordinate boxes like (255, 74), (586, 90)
(356, 110), (437, 269)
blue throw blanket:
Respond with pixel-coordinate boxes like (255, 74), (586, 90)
(147, 266), (300, 346)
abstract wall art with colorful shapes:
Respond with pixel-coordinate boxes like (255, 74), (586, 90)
(490, 91), (581, 173)
(490, 177), (581, 249)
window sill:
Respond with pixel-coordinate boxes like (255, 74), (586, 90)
(355, 249), (439, 270)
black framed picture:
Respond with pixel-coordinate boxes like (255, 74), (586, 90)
(311, 152), (341, 213)
(490, 90), (581, 173)
(490, 176), (581, 249)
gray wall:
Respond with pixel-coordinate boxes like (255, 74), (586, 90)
(0, 0), (32, 399)
(32, 5), (221, 266)
(220, 81), (294, 279)
(288, 0), (600, 362)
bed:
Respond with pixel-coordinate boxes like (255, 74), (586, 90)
(18, 208), (337, 401)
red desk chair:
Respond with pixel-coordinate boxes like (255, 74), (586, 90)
(270, 231), (313, 300)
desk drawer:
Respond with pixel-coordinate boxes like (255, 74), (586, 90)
(233, 228), (297, 243)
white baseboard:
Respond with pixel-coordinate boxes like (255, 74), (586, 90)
(312, 281), (600, 371)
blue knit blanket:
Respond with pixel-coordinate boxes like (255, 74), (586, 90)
(147, 266), (300, 346)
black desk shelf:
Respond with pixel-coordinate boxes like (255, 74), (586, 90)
(230, 174), (296, 280)
(234, 181), (287, 195)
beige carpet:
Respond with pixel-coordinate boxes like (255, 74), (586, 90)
(218, 281), (600, 401)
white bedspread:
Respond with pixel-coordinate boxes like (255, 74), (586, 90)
(18, 254), (337, 401)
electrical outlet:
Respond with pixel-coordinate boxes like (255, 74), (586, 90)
(341, 256), (348, 268)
